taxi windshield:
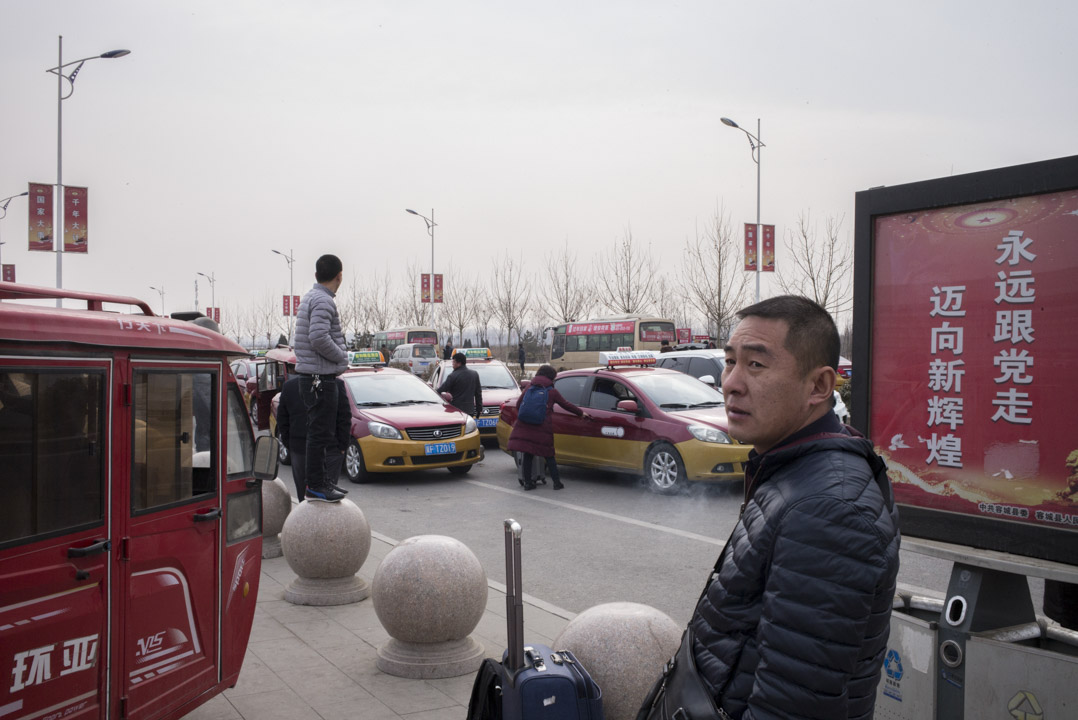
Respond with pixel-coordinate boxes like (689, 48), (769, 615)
(344, 373), (442, 406)
(413, 345), (437, 358)
(630, 372), (725, 410)
(473, 363), (518, 389)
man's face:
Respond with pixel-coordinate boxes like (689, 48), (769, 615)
(721, 316), (826, 453)
(452, 359), (463, 370)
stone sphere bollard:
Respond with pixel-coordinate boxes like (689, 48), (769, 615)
(373, 535), (488, 679)
(554, 602), (682, 720)
(280, 498), (371, 605)
(261, 477), (292, 559)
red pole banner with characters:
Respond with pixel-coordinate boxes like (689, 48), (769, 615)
(743, 223), (757, 271)
(433, 273), (443, 303)
(2, 265), (14, 282)
(292, 295), (300, 316)
(28, 183), (53, 252)
(282, 295), (291, 316)
(761, 224), (775, 271)
(856, 159), (1078, 565)
(63, 186), (88, 253)
(421, 273), (430, 303)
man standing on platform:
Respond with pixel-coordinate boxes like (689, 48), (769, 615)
(294, 254), (348, 502)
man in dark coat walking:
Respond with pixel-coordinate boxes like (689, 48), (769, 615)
(437, 352), (483, 418)
(685, 296), (900, 720)
(517, 341), (526, 374)
(506, 364), (591, 490)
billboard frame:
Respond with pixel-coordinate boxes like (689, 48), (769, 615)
(853, 155), (1078, 566)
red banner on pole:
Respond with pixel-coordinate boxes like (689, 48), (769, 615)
(293, 295), (300, 315)
(282, 295), (291, 316)
(433, 274), (443, 303)
(28, 183), (53, 252)
(421, 273), (431, 303)
(762, 224), (775, 272)
(744, 223), (757, 271)
(2, 265), (14, 282)
(206, 307), (220, 323)
(64, 186), (88, 253)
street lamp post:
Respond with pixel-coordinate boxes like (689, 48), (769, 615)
(721, 116), (765, 303)
(271, 249), (295, 341)
(0, 192), (28, 276)
(149, 285), (165, 315)
(197, 271), (216, 320)
(405, 209), (436, 330)
(46, 37), (130, 306)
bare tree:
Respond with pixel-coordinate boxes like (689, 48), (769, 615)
(394, 260), (429, 327)
(679, 205), (750, 342)
(367, 267), (395, 332)
(649, 273), (683, 325)
(339, 268), (373, 348)
(251, 291), (282, 348)
(489, 252), (531, 360)
(596, 228), (657, 315)
(543, 240), (594, 324)
(441, 267), (480, 349)
(776, 211), (853, 318)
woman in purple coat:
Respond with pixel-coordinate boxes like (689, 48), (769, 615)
(507, 364), (591, 491)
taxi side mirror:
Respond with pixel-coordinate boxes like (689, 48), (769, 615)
(699, 374), (717, 387)
(252, 435), (280, 481)
(616, 400), (638, 413)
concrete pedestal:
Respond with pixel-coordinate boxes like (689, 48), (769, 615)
(261, 477), (292, 559)
(280, 498), (371, 606)
(373, 535), (488, 678)
(554, 602), (682, 720)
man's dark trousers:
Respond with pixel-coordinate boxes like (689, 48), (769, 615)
(300, 374), (338, 491)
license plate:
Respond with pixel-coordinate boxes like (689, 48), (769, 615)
(477, 418), (497, 428)
(425, 442), (456, 455)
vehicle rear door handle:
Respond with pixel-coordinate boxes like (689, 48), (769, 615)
(194, 508), (222, 522)
(68, 539), (111, 558)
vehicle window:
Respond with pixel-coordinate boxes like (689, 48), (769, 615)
(132, 371), (216, 512)
(553, 376), (588, 405)
(632, 372), (725, 409)
(659, 356), (688, 373)
(414, 345), (436, 358)
(589, 378), (635, 411)
(0, 370), (106, 545)
(226, 387), (255, 477)
(689, 357), (720, 382)
(475, 364), (518, 389)
(344, 373), (443, 405)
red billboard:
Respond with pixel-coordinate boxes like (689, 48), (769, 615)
(28, 183), (53, 252)
(63, 186), (88, 253)
(854, 156), (1078, 565)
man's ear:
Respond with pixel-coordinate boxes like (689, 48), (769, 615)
(807, 366), (837, 408)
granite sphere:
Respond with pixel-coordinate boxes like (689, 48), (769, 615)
(280, 498), (371, 579)
(554, 602), (682, 720)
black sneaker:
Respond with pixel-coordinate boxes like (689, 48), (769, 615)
(305, 486), (346, 503)
(330, 484), (349, 494)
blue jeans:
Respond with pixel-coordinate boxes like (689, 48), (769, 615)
(300, 375), (338, 491)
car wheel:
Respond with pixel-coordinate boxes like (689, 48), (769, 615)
(448, 464), (472, 476)
(345, 441), (372, 483)
(249, 396), (258, 426)
(275, 427), (291, 466)
(644, 442), (686, 495)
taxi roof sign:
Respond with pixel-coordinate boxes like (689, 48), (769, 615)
(350, 350), (385, 365)
(455, 347), (492, 360)
(601, 350), (657, 367)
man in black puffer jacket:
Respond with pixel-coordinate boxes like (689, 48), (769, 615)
(690, 296), (900, 720)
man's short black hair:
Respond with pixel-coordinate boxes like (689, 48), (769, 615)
(315, 254), (343, 283)
(735, 295), (840, 378)
(453, 352), (467, 364)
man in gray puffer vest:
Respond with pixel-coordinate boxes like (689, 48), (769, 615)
(689, 296), (900, 719)
(294, 254), (349, 502)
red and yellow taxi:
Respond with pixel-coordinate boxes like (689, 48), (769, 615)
(340, 365), (482, 482)
(496, 351), (750, 493)
(428, 347), (522, 441)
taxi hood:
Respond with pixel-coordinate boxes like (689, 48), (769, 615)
(359, 402), (469, 428)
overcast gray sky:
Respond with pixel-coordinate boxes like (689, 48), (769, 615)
(2, 1), (1075, 321)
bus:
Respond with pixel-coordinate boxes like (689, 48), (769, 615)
(0, 281), (279, 720)
(371, 326), (438, 356)
(549, 316), (677, 369)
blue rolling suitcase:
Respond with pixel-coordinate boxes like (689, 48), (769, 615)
(467, 520), (604, 720)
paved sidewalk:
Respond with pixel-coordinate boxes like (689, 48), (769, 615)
(181, 529), (574, 720)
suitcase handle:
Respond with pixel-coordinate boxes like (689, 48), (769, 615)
(504, 519), (524, 673)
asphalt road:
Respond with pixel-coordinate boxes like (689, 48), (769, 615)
(276, 440), (1044, 626)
